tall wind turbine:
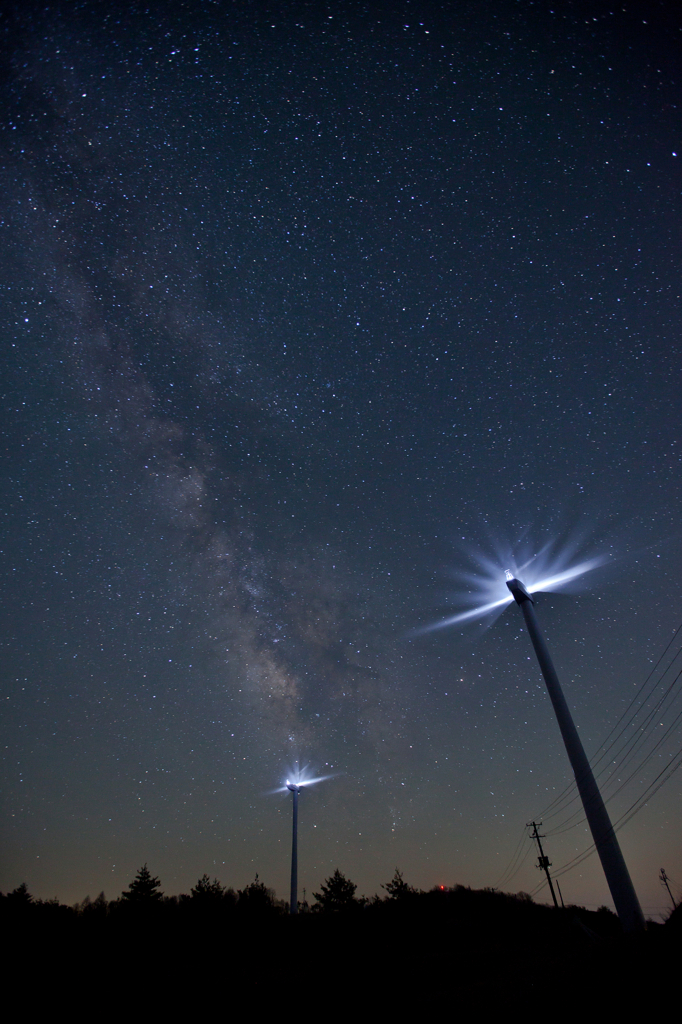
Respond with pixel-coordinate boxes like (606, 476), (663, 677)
(419, 546), (645, 933)
(276, 767), (334, 915)
(505, 575), (644, 933)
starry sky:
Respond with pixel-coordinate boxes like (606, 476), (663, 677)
(2, 0), (681, 917)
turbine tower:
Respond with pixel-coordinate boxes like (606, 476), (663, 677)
(506, 575), (645, 933)
(287, 781), (300, 915)
(276, 767), (334, 915)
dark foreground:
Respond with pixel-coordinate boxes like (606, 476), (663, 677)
(5, 885), (679, 1011)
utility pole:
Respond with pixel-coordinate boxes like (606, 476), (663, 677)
(528, 820), (559, 909)
(660, 868), (676, 911)
(507, 576), (645, 934)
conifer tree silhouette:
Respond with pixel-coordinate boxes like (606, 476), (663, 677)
(382, 868), (416, 900)
(313, 869), (357, 911)
(121, 864), (163, 903)
(191, 874), (226, 901)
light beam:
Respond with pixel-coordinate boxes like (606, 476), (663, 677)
(415, 537), (608, 635)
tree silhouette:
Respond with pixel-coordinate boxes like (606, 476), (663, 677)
(191, 874), (226, 901)
(237, 874), (276, 913)
(78, 891), (108, 918)
(121, 864), (163, 903)
(6, 882), (33, 905)
(313, 869), (358, 911)
(382, 868), (416, 900)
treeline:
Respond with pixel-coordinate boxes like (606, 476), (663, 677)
(5, 864), (682, 937)
(3, 866), (680, 1010)
(0, 863), (634, 933)
(0, 866), (283, 925)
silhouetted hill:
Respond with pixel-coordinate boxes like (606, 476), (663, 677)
(2, 882), (677, 1011)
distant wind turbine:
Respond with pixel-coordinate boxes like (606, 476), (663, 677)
(274, 765), (335, 915)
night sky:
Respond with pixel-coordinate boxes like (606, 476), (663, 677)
(2, 0), (681, 918)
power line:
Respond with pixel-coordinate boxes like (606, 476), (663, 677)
(532, 618), (682, 825)
(542, 650), (682, 826)
(534, 741), (682, 890)
(585, 635), (682, 777)
(596, 666), (682, 793)
(494, 826), (532, 891)
(544, 681), (682, 837)
(502, 618), (682, 898)
(544, 700), (682, 835)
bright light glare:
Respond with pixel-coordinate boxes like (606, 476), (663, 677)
(415, 537), (608, 635)
(271, 764), (337, 794)
(422, 594), (514, 633)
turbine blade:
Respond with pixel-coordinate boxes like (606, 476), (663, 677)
(416, 595), (513, 634)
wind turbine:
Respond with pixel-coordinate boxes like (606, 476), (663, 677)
(420, 546), (645, 933)
(275, 766), (334, 915)
(505, 575), (644, 933)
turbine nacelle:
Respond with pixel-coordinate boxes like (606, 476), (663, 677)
(506, 577), (533, 606)
(271, 767), (337, 795)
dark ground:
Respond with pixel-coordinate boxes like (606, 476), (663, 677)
(6, 885), (679, 1011)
